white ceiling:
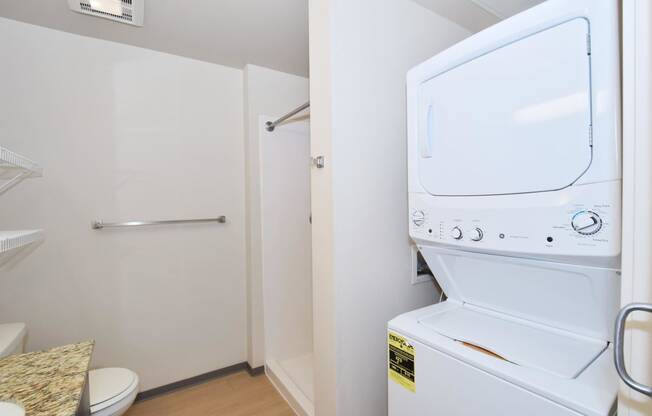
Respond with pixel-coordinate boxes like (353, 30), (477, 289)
(0, 1), (545, 78)
(412, 0), (499, 33)
(413, 0), (545, 32)
(0, 0), (309, 77)
(470, 0), (545, 19)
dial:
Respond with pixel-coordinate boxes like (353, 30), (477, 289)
(412, 210), (426, 227)
(470, 227), (484, 242)
(450, 226), (463, 240)
(571, 211), (603, 235)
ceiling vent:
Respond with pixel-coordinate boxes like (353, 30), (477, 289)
(68, 0), (144, 26)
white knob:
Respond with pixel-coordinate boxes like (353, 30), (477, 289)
(470, 228), (484, 242)
(450, 226), (463, 240)
(571, 211), (603, 235)
(412, 211), (425, 227)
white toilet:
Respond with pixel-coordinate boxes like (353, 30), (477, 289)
(88, 367), (139, 416)
(0, 323), (139, 416)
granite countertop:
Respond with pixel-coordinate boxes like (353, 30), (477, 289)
(0, 341), (94, 416)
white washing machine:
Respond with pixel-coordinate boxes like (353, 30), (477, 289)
(389, 0), (621, 415)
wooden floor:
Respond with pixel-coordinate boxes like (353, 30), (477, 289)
(125, 371), (295, 416)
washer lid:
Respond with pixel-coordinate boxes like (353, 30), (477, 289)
(417, 18), (592, 196)
(418, 245), (621, 343)
(0, 323), (26, 358)
(419, 305), (607, 379)
(89, 368), (136, 408)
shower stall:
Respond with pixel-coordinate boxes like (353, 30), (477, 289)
(259, 109), (314, 416)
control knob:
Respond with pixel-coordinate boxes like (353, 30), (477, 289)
(571, 211), (603, 235)
(450, 226), (463, 240)
(469, 228), (484, 242)
(412, 210), (426, 227)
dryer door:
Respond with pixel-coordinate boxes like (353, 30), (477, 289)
(418, 18), (592, 196)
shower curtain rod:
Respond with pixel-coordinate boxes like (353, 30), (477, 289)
(265, 101), (310, 132)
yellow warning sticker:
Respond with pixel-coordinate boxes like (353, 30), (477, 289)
(388, 332), (415, 392)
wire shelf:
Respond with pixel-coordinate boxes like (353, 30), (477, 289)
(0, 147), (42, 175)
(0, 147), (43, 194)
(0, 230), (44, 254)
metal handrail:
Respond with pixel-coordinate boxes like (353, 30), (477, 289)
(92, 216), (226, 230)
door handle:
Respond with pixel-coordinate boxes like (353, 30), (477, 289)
(420, 104), (434, 159)
(614, 303), (652, 397)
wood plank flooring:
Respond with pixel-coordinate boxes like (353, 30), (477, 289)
(125, 371), (295, 416)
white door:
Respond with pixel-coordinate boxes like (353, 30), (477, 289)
(417, 18), (593, 196)
(618, 1), (652, 414)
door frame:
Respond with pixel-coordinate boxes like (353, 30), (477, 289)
(619, 0), (652, 414)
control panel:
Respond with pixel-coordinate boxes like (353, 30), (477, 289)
(408, 181), (621, 263)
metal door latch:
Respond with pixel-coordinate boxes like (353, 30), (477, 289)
(311, 156), (325, 169)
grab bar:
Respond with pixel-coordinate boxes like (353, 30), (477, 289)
(92, 216), (226, 230)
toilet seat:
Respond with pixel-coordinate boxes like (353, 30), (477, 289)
(89, 368), (139, 415)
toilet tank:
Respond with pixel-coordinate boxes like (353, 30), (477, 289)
(0, 323), (26, 358)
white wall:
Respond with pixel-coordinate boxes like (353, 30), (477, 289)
(308, 0), (337, 413)
(243, 65), (310, 368)
(309, 1), (471, 414)
(0, 18), (247, 391)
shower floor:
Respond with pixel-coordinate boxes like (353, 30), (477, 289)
(280, 353), (314, 402)
(267, 352), (314, 416)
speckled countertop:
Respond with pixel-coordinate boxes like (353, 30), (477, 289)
(0, 341), (94, 416)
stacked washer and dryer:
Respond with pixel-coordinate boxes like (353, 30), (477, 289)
(389, 0), (621, 415)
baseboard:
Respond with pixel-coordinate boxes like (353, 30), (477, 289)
(136, 361), (263, 402)
(246, 362), (265, 376)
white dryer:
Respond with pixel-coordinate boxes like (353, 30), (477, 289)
(389, 0), (621, 415)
